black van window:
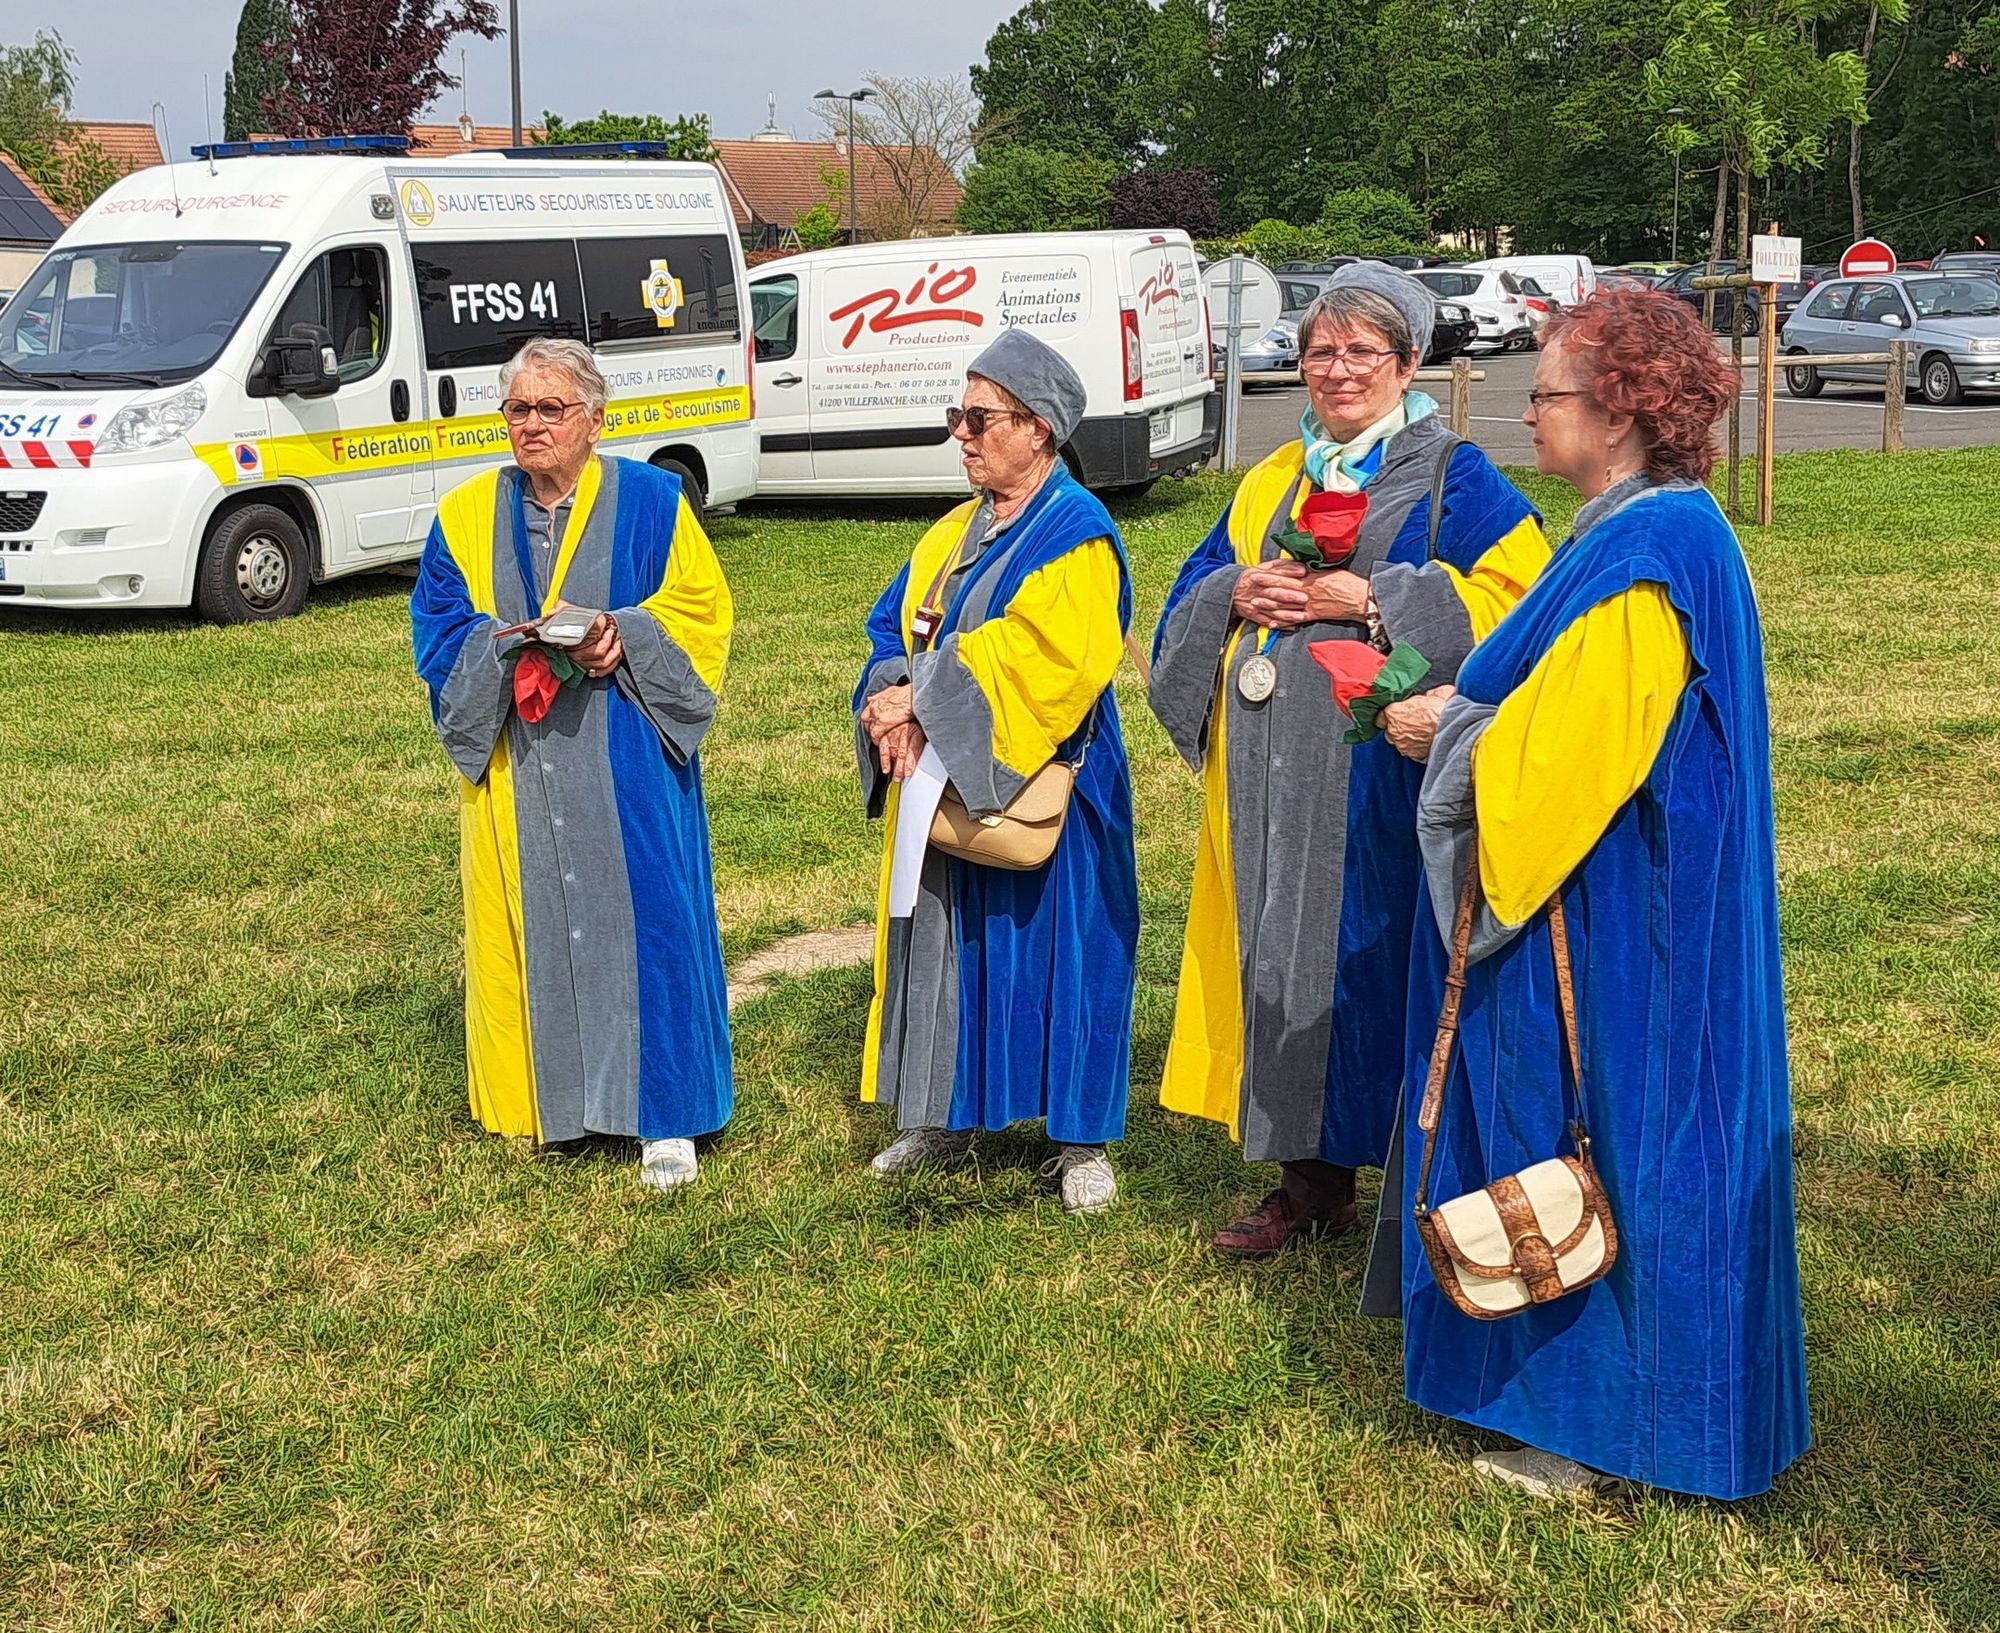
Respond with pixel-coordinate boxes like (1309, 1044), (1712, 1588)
(751, 275), (798, 362)
(266, 245), (389, 383)
(575, 234), (741, 344)
(413, 240), (587, 369)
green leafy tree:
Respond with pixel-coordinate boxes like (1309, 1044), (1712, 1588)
(1319, 186), (1430, 253)
(0, 30), (118, 213)
(957, 143), (1116, 233)
(1241, 217), (1325, 264)
(971, 0), (1160, 162)
(536, 110), (717, 161)
(793, 203), (844, 251)
(223, 0), (290, 141)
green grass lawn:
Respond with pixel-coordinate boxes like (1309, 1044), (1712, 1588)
(3, 452), (1997, 1630)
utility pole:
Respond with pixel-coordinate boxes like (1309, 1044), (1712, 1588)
(508, 0), (523, 145)
(1667, 107), (1684, 262)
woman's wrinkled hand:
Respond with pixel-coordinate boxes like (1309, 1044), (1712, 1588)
(1382, 685), (1457, 763)
(1231, 561), (1311, 630)
(861, 682), (917, 743)
(567, 610), (624, 678)
(1300, 568), (1372, 624)
(876, 721), (928, 781)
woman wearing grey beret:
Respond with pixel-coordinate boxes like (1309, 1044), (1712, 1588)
(1149, 263), (1549, 1258)
(851, 327), (1141, 1215)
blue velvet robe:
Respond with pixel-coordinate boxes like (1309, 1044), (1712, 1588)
(1399, 483), (1811, 1499)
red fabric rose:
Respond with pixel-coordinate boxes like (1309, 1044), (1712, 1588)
(512, 644), (562, 723)
(1309, 639), (1389, 719)
(1297, 490), (1369, 566)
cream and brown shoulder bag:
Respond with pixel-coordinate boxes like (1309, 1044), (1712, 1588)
(1412, 855), (1619, 1320)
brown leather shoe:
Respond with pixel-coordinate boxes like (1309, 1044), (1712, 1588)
(1211, 1187), (1359, 1260)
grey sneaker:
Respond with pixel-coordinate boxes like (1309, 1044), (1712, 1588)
(1041, 1144), (1117, 1215)
(869, 1126), (975, 1178)
(638, 1137), (699, 1191)
(1472, 1446), (1627, 1498)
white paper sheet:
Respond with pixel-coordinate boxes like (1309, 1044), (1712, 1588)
(888, 744), (950, 919)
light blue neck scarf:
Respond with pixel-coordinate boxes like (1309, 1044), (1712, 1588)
(1299, 390), (1438, 491)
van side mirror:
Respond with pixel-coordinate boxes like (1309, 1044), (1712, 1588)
(251, 322), (339, 399)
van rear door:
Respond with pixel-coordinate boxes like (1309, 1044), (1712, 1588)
(1127, 236), (1208, 451)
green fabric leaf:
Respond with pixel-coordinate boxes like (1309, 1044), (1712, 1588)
(546, 647), (587, 686)
(1272, 526), (1328, 567)
(1340, 642), (1433, 743)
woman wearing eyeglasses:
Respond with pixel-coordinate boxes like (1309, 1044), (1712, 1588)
(853, 327), (1138, 1215)
(1150, 263), (1548, 1258)
(1385, 289), (1809, 1498)
(412, 337), (735, 1192)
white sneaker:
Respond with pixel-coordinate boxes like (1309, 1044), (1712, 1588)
(869, 1126), (975, 1177)
(1472, 1446), (1626, 1498)
(1041, 1144), (1117, 1215)
(638, 1137), (699, 1191)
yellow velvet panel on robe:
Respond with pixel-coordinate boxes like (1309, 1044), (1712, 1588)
(1433, 514), (1552, 641)
(860, 503), (1121, 1101)
(1474, 580), (1693, 926)
(1157, 446), (1303, 1132)
(636, 494), (734, 692)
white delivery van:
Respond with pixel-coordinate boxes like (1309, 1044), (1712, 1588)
(747, 230), (1218, 498)
(1464, 253), (1597, 309)
(0, 137), (758, 621)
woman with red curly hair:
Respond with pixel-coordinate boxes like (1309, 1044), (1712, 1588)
(1375, 290), (1811, 1499)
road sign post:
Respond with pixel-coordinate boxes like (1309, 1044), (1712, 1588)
(1750, 225), (1795, 526)
(1222, 257), (1244, 471)
(1201, 257), (1281, 473)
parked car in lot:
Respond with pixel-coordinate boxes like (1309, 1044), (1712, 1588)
(1219, 274), (1476, 381)
(1427, 298), (1477, 361)
(1465, 253), (1596, 308)
(1780, 273), (2000, 405)
(1654, 260), (1832, 334)
(1926, 250), (2000, 278)
(1596, 270), (1664, 293)
(1413, 266), (1535, 351)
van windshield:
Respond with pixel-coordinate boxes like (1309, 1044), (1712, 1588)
(0, 240), (287, 388)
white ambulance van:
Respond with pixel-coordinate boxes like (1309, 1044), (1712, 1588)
(747, 230), (1217, 498)
(0, 136), (758, 621)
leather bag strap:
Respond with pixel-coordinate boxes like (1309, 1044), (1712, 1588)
(1412, 847), (1592, 1218)
(1425, 434), (1461, 561)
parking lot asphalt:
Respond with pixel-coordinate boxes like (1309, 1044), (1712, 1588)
(1226, 346), (2000, 469)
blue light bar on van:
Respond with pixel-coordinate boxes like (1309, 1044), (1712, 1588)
(493, 142), (677, 158)
(189, 135), (414, 159)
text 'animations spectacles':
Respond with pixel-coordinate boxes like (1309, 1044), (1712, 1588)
(1525, 389), (1591, 410)
(945, 405), (1033, 437)
(501, 398), (584, 425)
(1300, 346), (1402, 376)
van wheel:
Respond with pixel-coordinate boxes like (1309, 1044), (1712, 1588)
(1921, 354), (1963, 406)
(650, 454), (707, 523)
(1785, 356), (1823, 398)
(195, 504), (310, 624)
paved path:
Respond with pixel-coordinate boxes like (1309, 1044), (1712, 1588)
(1229, 346), (2000, 468)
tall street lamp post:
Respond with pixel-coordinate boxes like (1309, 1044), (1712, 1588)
(1668, 107), (1685, 263)
(815, 86), (876, 245)
(509, 0), (523, 145)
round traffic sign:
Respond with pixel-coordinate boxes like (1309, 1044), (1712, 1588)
(1200, 256), (1283, 337)
(1839, 237), (1897, 278)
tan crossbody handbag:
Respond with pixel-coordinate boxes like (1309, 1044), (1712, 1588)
(1412, 854), (1620, 1320)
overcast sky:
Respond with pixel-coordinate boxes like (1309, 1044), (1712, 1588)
(25, 0), (1018, 153)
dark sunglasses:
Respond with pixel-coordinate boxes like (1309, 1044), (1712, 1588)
(501, 398), (584, 425)
(945, 405), (1033, 437)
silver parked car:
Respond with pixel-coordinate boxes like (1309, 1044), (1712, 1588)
(1780, 273), (2000, 405)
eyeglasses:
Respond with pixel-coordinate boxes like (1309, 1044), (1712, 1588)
(946, 405), (1033, 437)
(1525, 388), (1591, 410)
(1301, 346), (1403, 376)
(501, 398), (584, 425)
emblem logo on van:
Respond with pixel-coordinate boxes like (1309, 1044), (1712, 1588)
(643, 260), (684, 330)
(399, 180), (436, 227)
(828, 264), (981, 348)
(1138, 257), (1181, 311)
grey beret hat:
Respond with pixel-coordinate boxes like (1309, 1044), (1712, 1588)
(967, 325), (1088, 446)
(1320, 261), (1437, 364)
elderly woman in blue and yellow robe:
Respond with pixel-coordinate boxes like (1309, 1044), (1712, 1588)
(853, 327), (1139, 1216)
(1150, 263), (1548, 1258)
(1379, 291), (1809, 1500)
(411, 338), (734, 1192)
